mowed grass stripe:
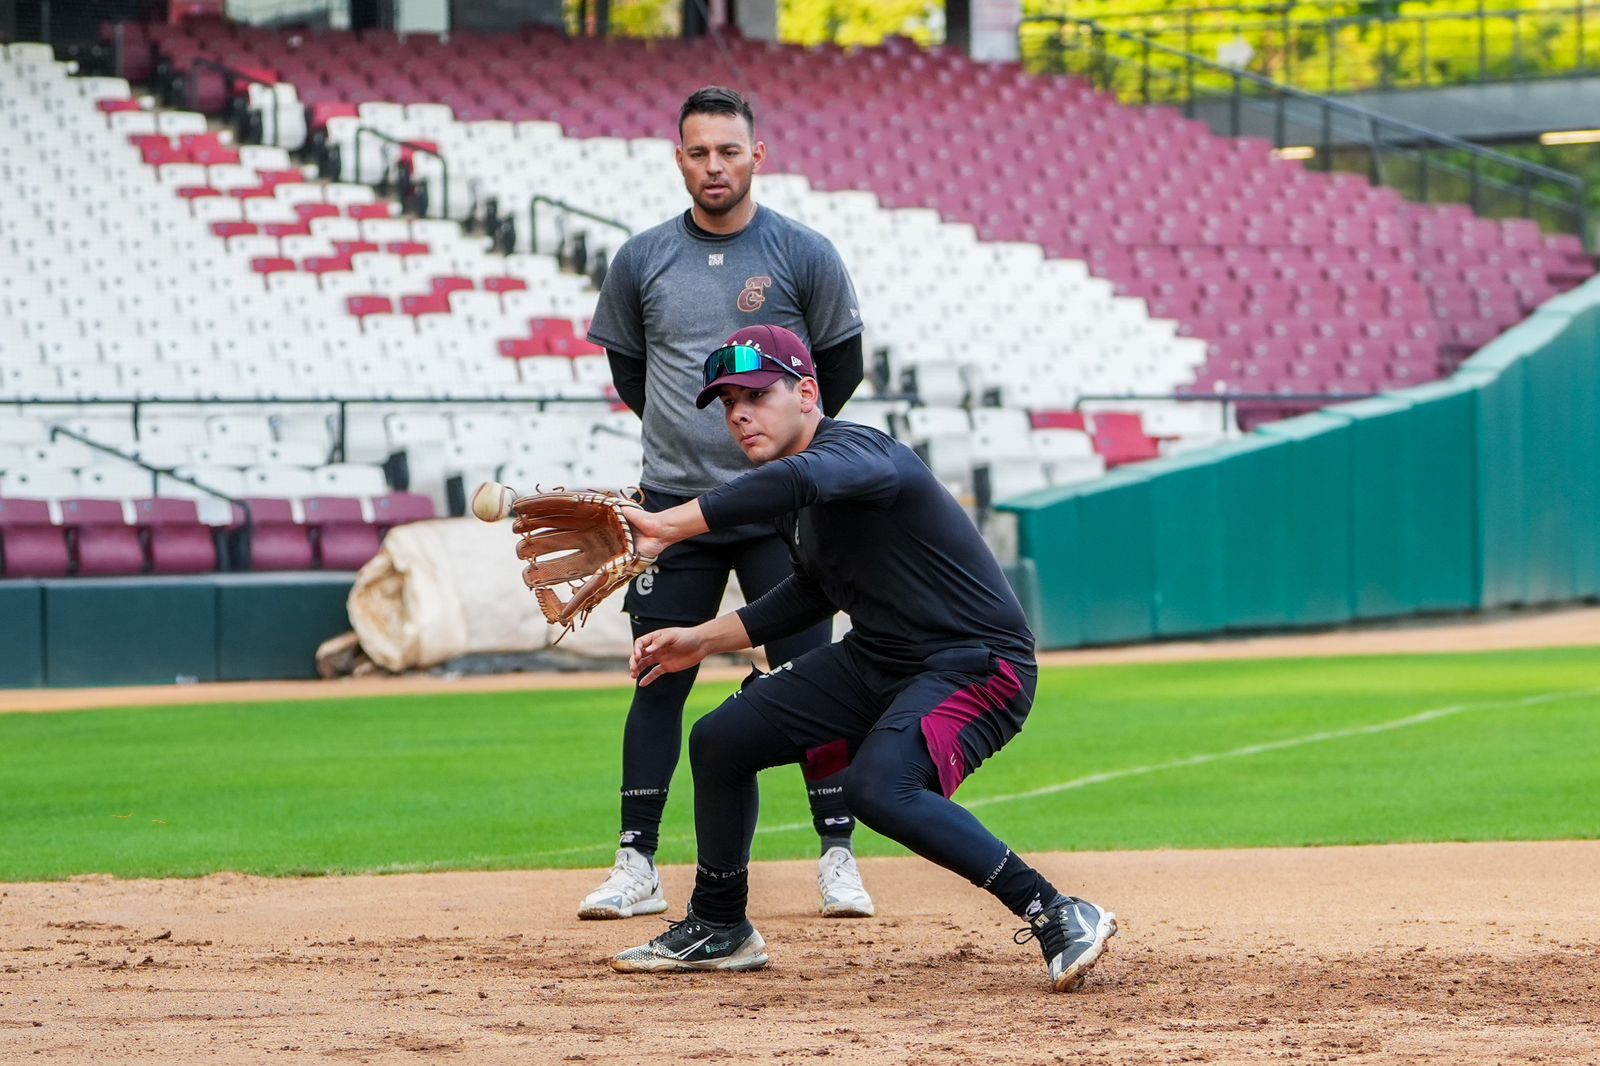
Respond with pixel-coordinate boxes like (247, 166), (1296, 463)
(0, 646), (1596, 880)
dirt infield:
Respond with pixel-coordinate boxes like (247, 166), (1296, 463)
(3, 842), (1597, 1064)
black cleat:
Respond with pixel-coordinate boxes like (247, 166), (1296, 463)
(611, 910), (769, 973)
(1016, 894), (1118, 992)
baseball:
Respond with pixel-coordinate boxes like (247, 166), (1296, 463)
(470, 481), (516, 522)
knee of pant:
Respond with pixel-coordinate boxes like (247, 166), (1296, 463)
(688, 703), (739, 775)
(841, 762), (897, 831)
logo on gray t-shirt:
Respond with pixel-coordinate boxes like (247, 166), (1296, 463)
(587, 206), (863, 496)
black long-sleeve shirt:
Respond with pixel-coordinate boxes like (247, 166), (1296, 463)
(698, 418), (1035, 668)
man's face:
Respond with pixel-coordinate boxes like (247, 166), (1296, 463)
(716, 378), (813, 464)
(677, 111), (763, 218)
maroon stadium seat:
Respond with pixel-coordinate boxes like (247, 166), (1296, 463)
(231, 498), (314, 571)
(133, 498), (218, 575)
(370, 492), (436, 532)
(59, 499), (145, 577)
(0, 499), (70, 578)
(301, 496), (381, 570)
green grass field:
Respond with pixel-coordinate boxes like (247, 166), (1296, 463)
(2, 646), (1597, 882)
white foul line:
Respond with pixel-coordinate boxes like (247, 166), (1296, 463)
(529, 685), (1600, 860)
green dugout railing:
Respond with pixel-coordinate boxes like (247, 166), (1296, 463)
(998, 275), (1600, 648)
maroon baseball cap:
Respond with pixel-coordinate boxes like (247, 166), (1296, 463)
(695, 324), (816, 409)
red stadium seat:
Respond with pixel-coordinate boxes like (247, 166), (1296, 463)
(482, 276), (528, 294)
(400, 293), (450, 316)
(303, 255), (353, 275)
(295, 203), (342, 223)
(345, 294), (395, 318)
(430, 276), (475, 297)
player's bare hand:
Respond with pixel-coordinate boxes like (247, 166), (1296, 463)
(631, 627), (709, 687)
(621, 506), (670, 562)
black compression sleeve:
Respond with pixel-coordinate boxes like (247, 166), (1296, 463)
(607, 349), (646, 417)
(736, 573), (837, 647)
(812, 334), (863, 417)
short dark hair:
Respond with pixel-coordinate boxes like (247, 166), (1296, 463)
(678, 86), (755, 140)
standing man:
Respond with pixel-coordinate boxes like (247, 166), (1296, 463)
(609, 324), (1118, 991)
(579, 86), (874, 920)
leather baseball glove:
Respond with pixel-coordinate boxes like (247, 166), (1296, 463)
(511, 489), (656, 637)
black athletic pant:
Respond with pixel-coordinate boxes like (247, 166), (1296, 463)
(616, 492), (851, 856)
(684, 690), (1059, 928)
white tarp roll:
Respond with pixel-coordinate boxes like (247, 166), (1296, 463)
(346, 517), (760, 672)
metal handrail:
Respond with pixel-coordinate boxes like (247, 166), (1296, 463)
(1074, 391), (1380, 403)
(45, 425), (255, 529)
(187, 57), (282, 149)
(529, 195), (633, 255)
(1024, 16), (1590, 242)
(14, 391), (924, 462)
(1074, 389), (1382, 433)
(19, 395), (621, 465)
(353, 126), (449, 219)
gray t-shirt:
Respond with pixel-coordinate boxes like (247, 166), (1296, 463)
(587, 205), (863, 496)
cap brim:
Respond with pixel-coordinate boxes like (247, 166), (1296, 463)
(694, 368), (788, 408)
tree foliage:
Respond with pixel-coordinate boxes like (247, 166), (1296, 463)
(778, 0), (943, 47)
(1020, 0), (1599, 95)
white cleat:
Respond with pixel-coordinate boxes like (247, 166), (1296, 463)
(817, 846), (876, 918)
(577, 847), (669, 920)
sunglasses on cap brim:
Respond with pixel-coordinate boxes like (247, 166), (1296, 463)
(702, 343), (806, 389)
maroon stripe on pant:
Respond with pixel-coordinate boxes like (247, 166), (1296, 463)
(919, 659), (1022, 798)
(802, 737), (851, 781)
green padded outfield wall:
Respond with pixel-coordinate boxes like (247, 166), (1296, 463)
(3, 575), (355, 687)
(0, 584), (45, 687)
(1001, 276), (1600, 648)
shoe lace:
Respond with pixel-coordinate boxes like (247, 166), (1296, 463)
(819, 850), (864, 891)
(1013, 900), (1071, 952)
(599, 853), (655, 894)
(648, 912), (712, 949)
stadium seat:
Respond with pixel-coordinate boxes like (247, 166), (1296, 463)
(371, 492), (436, 531)
(301, 495), (382, 569)
(59, 498), (145, 576)
(133, 497), (218, 573)
(0, 498), (71, 577)
(231, 497), (314, 571)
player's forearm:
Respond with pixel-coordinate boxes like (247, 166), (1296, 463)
(606, 350), (647, 417)
(690, 611), (754, 657)
(813, 334), (863, 417)
(736, 574), (836, 648)
(651, 499), (709, 548)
